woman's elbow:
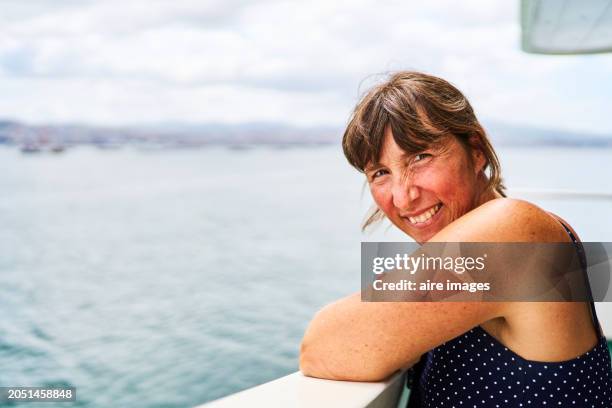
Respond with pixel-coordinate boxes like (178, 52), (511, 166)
(299, 338), (333, 379)
(298, 303), (397, 381)
(299, 310), (336, 378)
(298, 343), (316, 377)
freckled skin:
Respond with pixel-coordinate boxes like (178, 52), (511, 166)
(367, 126), (490, 243)
(301, 129), (601, 382)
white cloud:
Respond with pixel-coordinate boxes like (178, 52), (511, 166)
(0, 0), (611, 133)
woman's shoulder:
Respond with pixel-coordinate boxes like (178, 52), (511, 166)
(432, 197), (571, 243)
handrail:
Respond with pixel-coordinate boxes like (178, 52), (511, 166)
(510, 188), (612, 200)
(197, 370), (407, 408)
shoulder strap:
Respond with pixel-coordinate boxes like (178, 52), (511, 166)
(555, 218), (604, 338)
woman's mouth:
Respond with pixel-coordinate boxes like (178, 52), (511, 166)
(405, 203), (443, 227)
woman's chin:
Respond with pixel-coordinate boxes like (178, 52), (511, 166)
(413, 230), (436, 244)
(398, 224), (437, 243)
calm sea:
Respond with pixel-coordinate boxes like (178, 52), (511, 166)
(1, 144), (611, 407)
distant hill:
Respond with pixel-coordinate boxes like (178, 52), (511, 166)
(0, 118), (610, 149)
(483, 122), (612, 148)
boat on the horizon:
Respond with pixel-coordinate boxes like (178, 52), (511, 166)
(20, 142), (42, 154)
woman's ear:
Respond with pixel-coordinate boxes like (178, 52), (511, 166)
(468, 135), (487, 174)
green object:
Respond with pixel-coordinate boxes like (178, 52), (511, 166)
(521, 0), (612, 54)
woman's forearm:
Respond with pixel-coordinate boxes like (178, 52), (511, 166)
(299, 290), (504, 381)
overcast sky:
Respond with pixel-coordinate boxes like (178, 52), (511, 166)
(1, 0), (611, 133)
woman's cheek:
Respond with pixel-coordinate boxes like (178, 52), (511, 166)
(370, 184), (394, 215)
(412, 172), (444, 202)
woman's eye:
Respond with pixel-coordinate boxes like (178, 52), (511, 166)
(414, 153), (432, 162)
(371, 169), (388, 179)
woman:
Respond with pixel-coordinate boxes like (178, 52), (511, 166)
(299, 71), (612, 407)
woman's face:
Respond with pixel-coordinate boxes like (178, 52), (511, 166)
(365, 126), (485, 243)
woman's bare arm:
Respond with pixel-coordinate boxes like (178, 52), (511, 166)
(299, 198), (569, 381)
(300, 295), (505, 381)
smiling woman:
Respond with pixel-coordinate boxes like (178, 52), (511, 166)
(342, 71), (506, 243)
(299, 71), (612, 407)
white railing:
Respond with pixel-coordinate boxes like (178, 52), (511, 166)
(197, 370), (408, 408)
(510, 188), (612, 200)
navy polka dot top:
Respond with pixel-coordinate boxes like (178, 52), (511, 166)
(406, 223), (612, 407)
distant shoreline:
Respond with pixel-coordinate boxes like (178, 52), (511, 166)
(1, 119), (612, 151)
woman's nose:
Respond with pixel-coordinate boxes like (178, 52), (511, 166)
(392, 179), (419, 210)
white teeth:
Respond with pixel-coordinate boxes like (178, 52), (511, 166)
(408, 204), (441, 225)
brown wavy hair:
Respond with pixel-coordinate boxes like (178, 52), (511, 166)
(342, 71), (506, 230)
